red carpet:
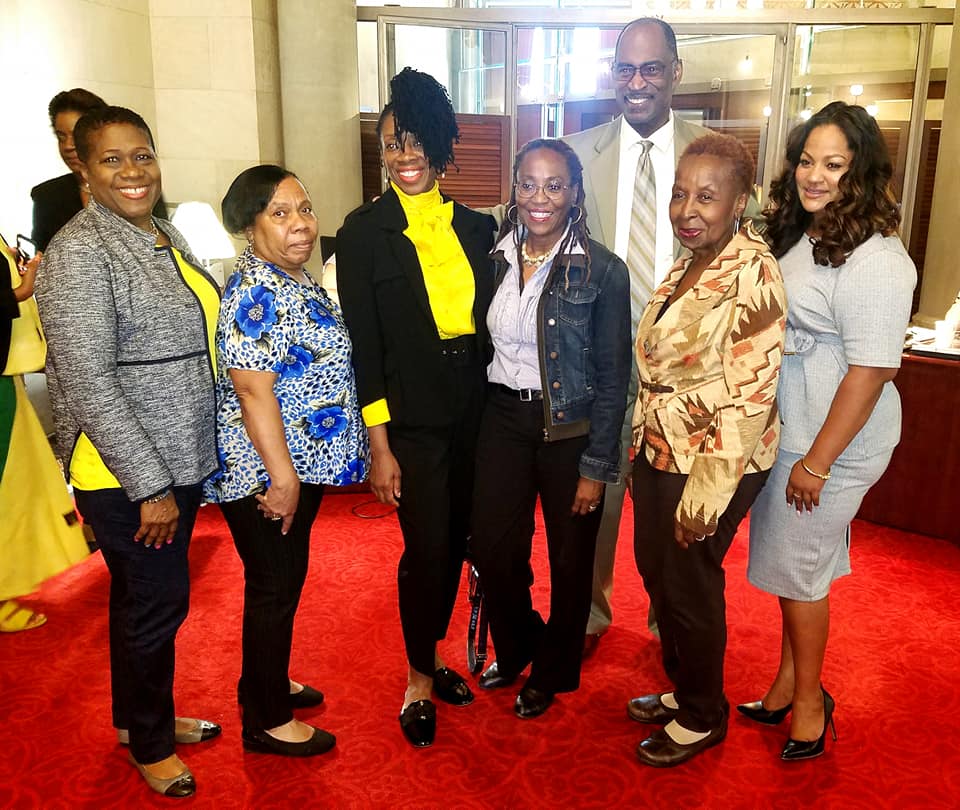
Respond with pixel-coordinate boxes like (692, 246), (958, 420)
(2, 492), (959, 809)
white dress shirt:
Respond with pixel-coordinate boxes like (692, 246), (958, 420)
(614, 113), (676, 291)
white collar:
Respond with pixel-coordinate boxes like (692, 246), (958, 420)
(620, 112), (675, 154)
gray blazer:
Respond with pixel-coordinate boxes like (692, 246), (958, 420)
(36, 201), (219, 501)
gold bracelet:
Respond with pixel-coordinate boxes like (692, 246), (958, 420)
(143, 488), (172, 504)
(801, 459), (831, 481)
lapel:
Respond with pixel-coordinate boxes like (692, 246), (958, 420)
(582, 119), (621, 248)
(639, 228), (760, 356)
(378, 187), (435, 325)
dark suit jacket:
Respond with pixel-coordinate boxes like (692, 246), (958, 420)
(336, 187), (496, 428)
(31, 172), (168, 252)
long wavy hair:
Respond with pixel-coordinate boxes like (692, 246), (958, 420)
(500, 138), (591, 285)
(763, 101), (900, 267)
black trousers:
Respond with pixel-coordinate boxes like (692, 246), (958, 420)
(470, 387), (602, 694)
(220, 483), (324, 732)
(632, 458), (769, 731)
(75, 485), (202, 765)
(389, 361), (485, 677)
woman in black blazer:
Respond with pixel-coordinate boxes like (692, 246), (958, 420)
(336, 68), (496, 748)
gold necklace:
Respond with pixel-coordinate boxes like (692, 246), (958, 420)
(521, 241), (552, 267)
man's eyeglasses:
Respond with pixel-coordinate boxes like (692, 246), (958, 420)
(515, 180), (572, 201)
(612, 61), (676, 84)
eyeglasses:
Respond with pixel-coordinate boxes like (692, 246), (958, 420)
(515, 180), (572, 201)
(612, 61), (676, 84)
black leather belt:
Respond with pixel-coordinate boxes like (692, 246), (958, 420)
(491, 382), (543, 401)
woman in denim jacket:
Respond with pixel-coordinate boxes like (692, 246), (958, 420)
(470, 139), (631, 719)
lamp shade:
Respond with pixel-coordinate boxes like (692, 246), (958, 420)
(171, 202), (235, 261)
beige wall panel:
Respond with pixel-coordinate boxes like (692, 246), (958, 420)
(151, 17), (211, 89)
(149, 0), (250, 17)
(211, 17), (257, 91)
(154, 88), (260, 160)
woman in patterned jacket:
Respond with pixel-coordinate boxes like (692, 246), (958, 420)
(205, 165), (368, 758)
(626, 134), (786, 768)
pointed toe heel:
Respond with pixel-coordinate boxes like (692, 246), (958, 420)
(736, 700), (792, 725)
(780, 688), (837, 761)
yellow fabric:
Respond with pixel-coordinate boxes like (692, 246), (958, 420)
(70, 246), (220, 491)
(1, 244), (46, 375)
(393, 181), (476, 339)
(0, 377), (88, 600)
(172, 247), (220, 376)
(362, 398), (391, 427)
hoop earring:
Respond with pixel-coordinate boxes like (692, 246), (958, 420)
(506, 204), (520, 226)
(569, 205), (584, 226)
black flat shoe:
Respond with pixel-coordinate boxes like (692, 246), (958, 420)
(479, 661), (517, 690)
(514, 685), (553, 719)
(781, 688), (837, 761)
(399, 699), (436, 747)
(636, 722), (727, 768)
(289, 684), (325, 709)
(627, 693), (679, 725)
(242, 726), (336, 757)
(433, 667), (474, 706)
(737, 700), (791, 725)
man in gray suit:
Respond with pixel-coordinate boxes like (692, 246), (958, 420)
(564, 18), (710, 653)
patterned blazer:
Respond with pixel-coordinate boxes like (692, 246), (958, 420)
(632, 223), (787, 537)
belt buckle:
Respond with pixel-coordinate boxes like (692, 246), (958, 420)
(519, 388), (534, 402)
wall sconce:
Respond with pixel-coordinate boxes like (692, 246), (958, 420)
(850, 83), (863, 103)
(762, 105), (773, 118)
(171, 201), (236, 287)
(800, 109), (813, 121)
(739, 54), (752, 75)
(866, 103), (879, 118)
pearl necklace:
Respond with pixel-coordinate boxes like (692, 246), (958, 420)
(521, 241), (553, 267)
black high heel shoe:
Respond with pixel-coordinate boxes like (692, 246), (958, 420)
(736, 700), (792, 725)
(780, 688), (837, 761)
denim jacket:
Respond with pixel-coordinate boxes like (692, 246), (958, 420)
(491, 237), (631, 484)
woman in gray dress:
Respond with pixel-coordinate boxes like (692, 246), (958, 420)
(742, 102), (915, 761)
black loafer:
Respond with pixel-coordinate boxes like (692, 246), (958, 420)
(514, 685), (554, 719)
(433, 667), (474, 706)
(399, 699), (436, 747)
(242, 726), (336, 757)
(627, 693), (679, 725)
(635, 722), (727, 767)
(290, 684), (325, 709)
(479, 661), (517, 690)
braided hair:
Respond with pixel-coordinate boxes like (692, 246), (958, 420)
(501, 138), (592, 287)
(376, 67), (459, 175)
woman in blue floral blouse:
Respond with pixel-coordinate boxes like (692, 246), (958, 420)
(205, 165), (368, 758)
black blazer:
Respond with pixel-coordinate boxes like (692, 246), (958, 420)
(336, 187), (496, 428)
(31, 173), (168, 252)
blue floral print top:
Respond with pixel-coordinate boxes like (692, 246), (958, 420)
(204, 247), (369, 503)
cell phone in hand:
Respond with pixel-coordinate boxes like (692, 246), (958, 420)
(16, 234), (37, 264)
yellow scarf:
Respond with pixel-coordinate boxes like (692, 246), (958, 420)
(393, 181), (475, 339)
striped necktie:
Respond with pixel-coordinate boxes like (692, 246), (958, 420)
(626, 139), (657, 334)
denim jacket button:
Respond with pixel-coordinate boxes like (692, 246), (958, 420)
(552, 381), (560, 389)
(549, 351), (558, 359)
(556, 411), (564, 420)
(547, 318), (556, 326)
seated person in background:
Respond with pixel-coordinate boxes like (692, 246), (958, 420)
(31, 88), (165, 251)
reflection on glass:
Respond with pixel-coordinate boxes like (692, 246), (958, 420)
(790, 24), (919, 202)
(387, 24), (507, 115)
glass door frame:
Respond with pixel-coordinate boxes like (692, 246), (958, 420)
(360, 6), (954, 244)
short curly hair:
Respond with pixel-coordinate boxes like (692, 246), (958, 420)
(376, 67), (459, 175)
(680, 133), (756, 200)
(763, 101), (900, 267)
(221, 164), (299, 234)
(73, 106), (155, 163)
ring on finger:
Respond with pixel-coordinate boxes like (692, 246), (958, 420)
(588, 503), (599, 512)
(269, 514), (282, 521)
